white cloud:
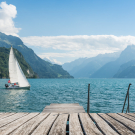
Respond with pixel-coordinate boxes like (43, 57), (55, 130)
(21, 35), (135, 52)
(38, 49), (118, 64)
(43, 56), (62, 65)
(21, 35), (135, 64)
(51, 59), (62, 65)
(38, 49), (115, 59)
(0, 2), (21, 37)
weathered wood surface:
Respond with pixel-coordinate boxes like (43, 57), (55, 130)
(0, 113), (4, 116)
(43, 108), (85, 113)
(99, 113), (134, 135)
(108, 113), (135, 132)
(32, 113), (58, 135)
(118, 113), (135, 122)
(79, 113), (103, 135)
(90, 113), (118, 135)
(128, 113), (135, 117)
(0, 112), (135, 135)
(49, 113), (68, 135)
(69, 113), (83, 135)
(0, 113), (28, 128)
(43, 103), (85, 113)
(45, 106), (84, 109)
(50, 103), (80, 106)
(10, 113), (49, 135)
(0, 113), (15, 120)
(0, 113), (38, 135)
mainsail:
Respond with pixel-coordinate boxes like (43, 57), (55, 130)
(9, 47), (30, 87)
(9, 47), (18, 83)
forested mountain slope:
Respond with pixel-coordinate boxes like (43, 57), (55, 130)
(0, 47), (37, 78)
(0, 32), (73, 78)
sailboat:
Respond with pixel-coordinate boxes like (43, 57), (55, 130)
(5, 46), (30, 89)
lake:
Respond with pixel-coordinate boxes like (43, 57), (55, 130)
(0, 78), (135, 113)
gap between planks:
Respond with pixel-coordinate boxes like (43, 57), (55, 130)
(0, 113), (135, 135)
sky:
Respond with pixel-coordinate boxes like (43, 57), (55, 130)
(0, 0), (135, 64)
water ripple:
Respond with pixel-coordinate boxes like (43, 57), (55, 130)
(0, 78), (135, 113)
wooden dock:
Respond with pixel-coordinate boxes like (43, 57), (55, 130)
(42, 103), (85, 113)
(0, 112), (135, 134)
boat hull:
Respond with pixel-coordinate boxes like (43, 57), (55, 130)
(5, 84), (30, 90)
(6, 87), (30, 89)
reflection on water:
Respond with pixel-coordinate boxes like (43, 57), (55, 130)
(0, 83), (29, 112)
(0, 78), (135, 113)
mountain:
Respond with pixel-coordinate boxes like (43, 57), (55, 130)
(43, 57), (53, 63)
(0, 47), (37, 78)
(62, 52), (120, 78)
(113, 60), (135, 78)
(91, 45), (135, 78)
(62, 58), (87, 72)
(0, 32), (73, 78)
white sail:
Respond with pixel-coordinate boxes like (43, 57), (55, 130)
(9, 47), (18, 83)
(9, 46), (30, 87)
(16, 60), (30, 87)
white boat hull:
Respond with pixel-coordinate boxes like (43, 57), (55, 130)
(6, 87), (30, 89)
(5, 84), (30, 89)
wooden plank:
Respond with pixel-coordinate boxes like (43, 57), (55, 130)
(49, 113), (68, 135)
(79, 113), (102, 135)
(90, 113), (118, 135)
(0, 113), (4, 116)
(43, 107), (85, 111)
(118, 113), (135, 122)
(69, 113), (83, 135)
(44, 106), (84, 109)
(128, 113), (135, 117)
(10, 113), (49, 135)
(42, 108), (83, 112)
(43, 105), (85, 113)
(43, 103), (85, 113)
(43, 108), (85, 111)
(108, 113), (135, 132)
(46, 106), (82, 108)
(32, 113), (58, 135)
(50, 103), (80, 106)
(0, 113), (28, 128)
(0, 113), (39, 135)
(43, 109), (85, 113)
(0, 113), (15, 120)
(99, 113), (134, 135)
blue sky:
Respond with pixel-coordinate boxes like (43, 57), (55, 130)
(6, 0), (135, 36)
(1, 0), (135, 64)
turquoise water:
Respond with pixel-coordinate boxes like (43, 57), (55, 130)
(0, 78), (135, 113)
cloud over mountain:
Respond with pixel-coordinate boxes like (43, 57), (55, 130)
(22, 35), (133, 51)
(21, 35), (135, 64)
(0, 2), (21, 37)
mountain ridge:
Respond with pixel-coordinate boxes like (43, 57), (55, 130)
(0, 32), (73, 78)
(113, 59), (135, 78)
(63, 45), (135, 78)
(62, 51), (120, 78)
(90, 45), (135, 78)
